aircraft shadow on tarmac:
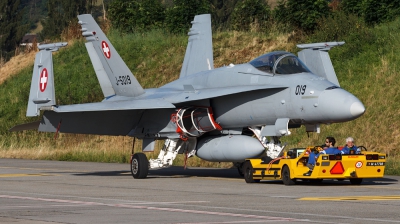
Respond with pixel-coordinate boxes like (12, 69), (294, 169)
(74, 166), (243, 179)
(74, 167), (397, 186)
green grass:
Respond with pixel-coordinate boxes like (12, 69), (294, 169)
(0, 17), (400, 174)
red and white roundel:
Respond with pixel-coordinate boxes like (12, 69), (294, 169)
(355, 161), (363, 168)
(39, 68), (48, 92)
(102, 41), (111, 59)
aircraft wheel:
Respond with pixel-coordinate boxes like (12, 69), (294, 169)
(243, 161), (259, 183)
(282, 166), (296, 186)
(350, 178), (363, 185)
(131, 153), (149, 179)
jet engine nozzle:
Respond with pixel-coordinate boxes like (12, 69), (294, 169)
(318, 88), (365, 123)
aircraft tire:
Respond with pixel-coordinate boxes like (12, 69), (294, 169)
(350, 178), (363, 185)
(131, 153), (149, 179)
(243, 161), (259, 183)
(282, 166), (296, 186)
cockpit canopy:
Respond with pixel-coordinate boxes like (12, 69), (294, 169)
(249, 51), (311, 75)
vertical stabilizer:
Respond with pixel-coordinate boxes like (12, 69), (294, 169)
(26, 42), (67, 117)
(297, 42), (344, 87)
(179, 14), (214, 78)
(78, 14), (144, 97)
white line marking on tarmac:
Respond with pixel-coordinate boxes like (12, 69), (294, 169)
(186, 204), (400, 223)
(124, 201), (209, 205)
(2, 191), (399, 223)
(0, 190), (208, 205)
(0, 195), (306, 222)
(175, 221), (284, 224)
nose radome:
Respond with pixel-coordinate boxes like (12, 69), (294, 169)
(317, 88), (365, 122)
(350, 101), (365, 117)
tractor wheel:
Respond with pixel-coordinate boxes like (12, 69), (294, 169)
(282, 166), (296, 186)
(243, 161), (259, 183)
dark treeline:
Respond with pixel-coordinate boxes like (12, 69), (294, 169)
(107, 0), (400, 33)
(0, 0), (105, 61)
(0, 0), (28, 61)
(1, 0), (400, 62)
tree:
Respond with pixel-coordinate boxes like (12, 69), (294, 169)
(209, 0), (239, 29)
(363, 0), (400, 25)
(0, 0), (29, 59)
(340, 0), (364, 16)
(41, 0), (64, 39)
(230, 0), (270, 31)
(273, 0), (330, 32)
(165, 0), (210, 33)
(108, 0), (165, 33)
(41, 0), (95, 40)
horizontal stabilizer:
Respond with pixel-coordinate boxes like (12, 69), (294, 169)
(53, 99), (175, 113)
(9, 121), (40, 132)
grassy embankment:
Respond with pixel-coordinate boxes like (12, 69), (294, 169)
(0, 17), (399, 174)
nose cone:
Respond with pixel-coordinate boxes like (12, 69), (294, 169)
(350, 101), (365, 117)
(318, 88), (365, 122)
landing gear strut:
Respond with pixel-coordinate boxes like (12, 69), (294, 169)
(249, 126), (286, 159)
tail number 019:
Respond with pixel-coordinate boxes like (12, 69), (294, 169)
(295, 85), (306, 95)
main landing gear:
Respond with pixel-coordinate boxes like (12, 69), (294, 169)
(130, 138), (196, 179)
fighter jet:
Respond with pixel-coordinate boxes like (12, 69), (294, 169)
(11, 14), (365, 179)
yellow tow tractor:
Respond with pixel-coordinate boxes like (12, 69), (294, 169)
(243, 146), (386, 185)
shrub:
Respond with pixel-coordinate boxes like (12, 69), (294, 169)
(363, 0), (400, 25)
(165, 0), (210, 34)
(108, 0), (165, 33)
(309, 11), (376, 61)
(273, 0), (331, 32)
(230, 0), (270, 32)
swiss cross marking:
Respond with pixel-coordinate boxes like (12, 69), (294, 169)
(102, 41), (111, 59)
(40, 68), (48, 92)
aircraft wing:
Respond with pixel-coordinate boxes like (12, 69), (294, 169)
(52, 98), (175, 113)
(165, 84), (287, 104)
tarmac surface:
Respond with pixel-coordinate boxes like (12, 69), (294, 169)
(0, 158), (400, 224)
